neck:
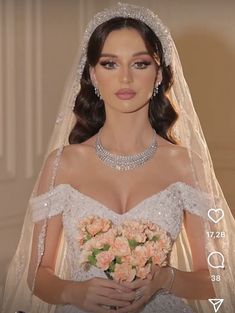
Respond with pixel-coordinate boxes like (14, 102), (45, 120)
(97, 121), (155, 154)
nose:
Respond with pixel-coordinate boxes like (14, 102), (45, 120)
(119, 65), (133, 83)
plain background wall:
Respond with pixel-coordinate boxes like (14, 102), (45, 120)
(0, 0), (234, 304)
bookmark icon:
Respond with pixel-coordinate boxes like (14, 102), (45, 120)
(208, 299), (224, 312)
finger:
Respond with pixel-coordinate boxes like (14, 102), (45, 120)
(115, 297), (146, 313)
(120, 278), (149, 290)
(89, 304), (117, 313)
(146, 273), (153, 280)
(96, 294), (131, 307)
(115, 287), (148, 313)
(95, 286), (136, 302)
(109, 289), (136, 302)
(97, 277), (132, 292)
(94, 286), (135, 301)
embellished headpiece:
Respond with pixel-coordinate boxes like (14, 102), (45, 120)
(2, 3), (235, 313)
(78, 2), (173, 79)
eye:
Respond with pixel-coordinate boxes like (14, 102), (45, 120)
(99, 60), (117, 69)
(133, 61), (152, 69)
(99, 60), (152, 70)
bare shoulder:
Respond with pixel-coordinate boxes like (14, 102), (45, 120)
(45, 143), (91, 185)
(156, 133), (189, 158)
(60, 142), (93, 171)
(156, 135), (200, 184)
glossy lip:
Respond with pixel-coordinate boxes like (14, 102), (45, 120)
(115, 88), (136, 95)
(115, 88), (136, 100)
(115, 93), (136, 100)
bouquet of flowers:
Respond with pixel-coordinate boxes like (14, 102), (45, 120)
(77, 215), (172, 282)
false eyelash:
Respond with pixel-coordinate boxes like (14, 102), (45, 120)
(99, 60), (152, 69)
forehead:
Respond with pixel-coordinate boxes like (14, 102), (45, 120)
(101, 28), (148, 55)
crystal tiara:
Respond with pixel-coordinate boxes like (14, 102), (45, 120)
(77, 2), (173, 79)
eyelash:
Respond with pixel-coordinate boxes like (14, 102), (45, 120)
(99, 60), (152, 70)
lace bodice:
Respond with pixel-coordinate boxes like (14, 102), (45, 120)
(29, 181), (211, 313)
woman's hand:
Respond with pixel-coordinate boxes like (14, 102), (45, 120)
(62, 277), (136, 313)
(115, 265), (172, 313)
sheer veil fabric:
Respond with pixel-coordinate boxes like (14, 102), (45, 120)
(2, 3), (235, 313)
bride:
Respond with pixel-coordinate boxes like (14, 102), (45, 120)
(2, 3), (235, 313)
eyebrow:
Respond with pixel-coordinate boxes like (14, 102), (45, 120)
(100, 51), (151, 58)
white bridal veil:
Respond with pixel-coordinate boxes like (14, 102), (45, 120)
(2, 3), (235, 313)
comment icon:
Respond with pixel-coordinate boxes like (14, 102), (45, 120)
(207, 251), (225, 269)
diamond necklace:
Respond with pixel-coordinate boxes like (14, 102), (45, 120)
(95, 127), (158, 171)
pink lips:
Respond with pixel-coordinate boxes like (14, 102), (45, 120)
(115, 88), (136, 100)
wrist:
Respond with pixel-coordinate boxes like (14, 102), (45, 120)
(163, 266), (176, 292)
(61, 280), (77, 305)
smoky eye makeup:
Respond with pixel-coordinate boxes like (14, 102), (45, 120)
(98, 59), (153, 69)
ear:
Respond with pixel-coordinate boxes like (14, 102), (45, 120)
(89, 67), (97, 86)
(156, 68), (163, 85)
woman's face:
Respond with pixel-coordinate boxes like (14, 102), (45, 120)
(89, 28), (161, 113)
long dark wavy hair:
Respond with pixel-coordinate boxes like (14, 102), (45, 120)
(69, 17), (179, 145)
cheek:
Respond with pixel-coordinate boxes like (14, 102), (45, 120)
(138, 72), (156, 93)
(96, 73), (114, 95)
(96, 69), (156, 94)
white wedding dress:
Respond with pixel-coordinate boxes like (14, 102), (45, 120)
(30, 181), (210, 313)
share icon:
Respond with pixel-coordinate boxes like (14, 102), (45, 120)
(208, 299), (224, 312)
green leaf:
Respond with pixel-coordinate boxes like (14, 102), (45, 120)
(109, 261), (115, 272)
(115, 256), (122, 264)
(103, 244), (110, 251)
(85, 232), (92, 241)
(92, 248), (102, 256)
(128, 239), (138, 249)
(151, 235), (160, 242)
(88, 255), (97, 266)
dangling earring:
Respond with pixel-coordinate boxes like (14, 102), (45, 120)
(94, 85), (102, 99)
(151, 82), (161, 99)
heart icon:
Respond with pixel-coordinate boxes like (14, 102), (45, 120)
(208, 208), (224, 223)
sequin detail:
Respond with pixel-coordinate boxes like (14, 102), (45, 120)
(30, 181), (211, 313)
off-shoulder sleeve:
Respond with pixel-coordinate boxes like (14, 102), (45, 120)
(178, 182), (213, 220)
(29, 184), (69, 222)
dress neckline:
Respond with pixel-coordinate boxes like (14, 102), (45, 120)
(69, 181), (182, 216)
(34, 181), (190, 217)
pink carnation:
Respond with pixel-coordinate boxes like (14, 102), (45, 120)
(110, 236), (131, 257)
(94, 228), (117, 249)
(131, 245), (149, 267)
(112, 263), (136, 282)
(121, 220), (147, 243)
(96, 251), (115, 270)
(86, 216), (111, 236)
(152, 250), (167, 266)
(136, 263), (151, 279)
(78, 249), (92, 265)
(77, 215), (172, 283)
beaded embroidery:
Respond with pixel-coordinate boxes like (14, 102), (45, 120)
(78, 2), (173, 79)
